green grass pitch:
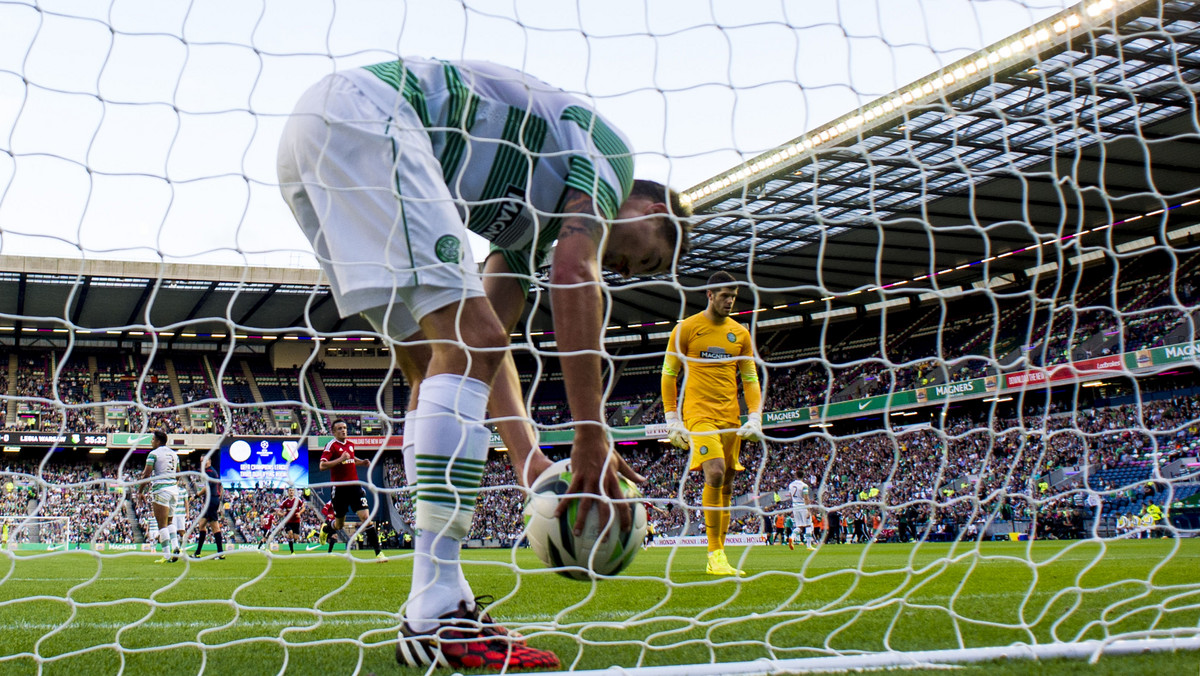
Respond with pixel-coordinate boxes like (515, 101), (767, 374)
(1, 540), (1197, 674)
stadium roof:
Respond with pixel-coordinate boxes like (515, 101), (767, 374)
(2, 0), (1198, 346)
(0, 256), (344, 345)
(609, 0), (1200, 333)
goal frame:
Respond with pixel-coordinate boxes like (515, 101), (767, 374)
(0, 515), (71, 550)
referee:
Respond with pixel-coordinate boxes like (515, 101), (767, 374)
(191, 455), (226, 559)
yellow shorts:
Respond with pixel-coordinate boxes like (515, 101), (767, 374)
(686, 418), (745, 472)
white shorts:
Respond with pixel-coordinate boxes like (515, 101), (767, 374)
(151, 485), (181, 510)
(277, 72), (485, 340)
(792, 507), (812, 528)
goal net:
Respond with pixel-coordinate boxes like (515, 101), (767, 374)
(2, 0), (1199, 673)
(0, 515), (70, 549)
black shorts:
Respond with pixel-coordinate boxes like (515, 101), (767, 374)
(332, 485), (368, 517)
(201, 496), (221, 522)
(284, 522), (301, 535)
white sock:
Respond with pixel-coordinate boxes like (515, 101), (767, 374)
(402, 410), (418, 487)
(459, 567), (475, 608)
(408, 530), (467, 633)
(405, 373), (490, 632)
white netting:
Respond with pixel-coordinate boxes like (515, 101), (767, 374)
(1, 0), (1199, 673)
(0, 515), (70, 547)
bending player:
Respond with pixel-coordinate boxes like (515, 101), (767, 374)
(661, 271), (764, 576)
(278, 55), (691, 671)
(138, 430), (182, 563)
(787, 471), (816, 551)
(642, 501), (669, 549)
(319, 498), (338, 553)
(318, 420), (384, 561)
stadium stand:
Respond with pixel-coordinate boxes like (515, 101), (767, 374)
(1, 239), (1199, 549)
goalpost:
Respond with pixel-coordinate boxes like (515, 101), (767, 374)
(1, 0), (1199, 673)
(0, 516), (71, 550)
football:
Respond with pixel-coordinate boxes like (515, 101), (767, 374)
(522, 459), (648, 580)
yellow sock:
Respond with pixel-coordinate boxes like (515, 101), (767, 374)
(703, 484), (721, 553)
(719, 485), (733, 548)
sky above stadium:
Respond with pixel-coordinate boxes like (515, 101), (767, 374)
(0, 0), (1071, 268)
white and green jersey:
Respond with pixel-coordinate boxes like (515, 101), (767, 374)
(346, 57), (636, 280)
(173, 493), (188, 530)
(145, 447), (180, 491)
(787, 479), (812, 525)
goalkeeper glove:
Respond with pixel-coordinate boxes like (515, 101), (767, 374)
(664, 411), (690, 450)
(737, 412), (763, 442)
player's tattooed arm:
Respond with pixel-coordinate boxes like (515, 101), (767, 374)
(549, 189), (624, 533)
(548, 188), (604, 418)
(549, 187), (603, 295)
(558, 189), (603, 247)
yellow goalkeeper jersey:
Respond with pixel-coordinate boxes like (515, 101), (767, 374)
(661, 312), (760, 425)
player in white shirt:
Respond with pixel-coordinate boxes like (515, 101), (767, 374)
(172, 492), (188, 546)
(139, 430), (181, 563)
(786, 472), (816, 551)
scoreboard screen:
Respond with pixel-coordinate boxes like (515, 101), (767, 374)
(219, 437), (308, 488)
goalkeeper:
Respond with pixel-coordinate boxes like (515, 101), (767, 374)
(661, 270), (764, 576)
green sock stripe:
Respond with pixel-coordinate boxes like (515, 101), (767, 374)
(416, 484), (481, 495)
(415, 458), (486, 483)
(416, 488), (479, 500)
(415, 455), (486, 468)
(415, 469), (485, 480)
(415, 475), (483, 489)
(415, 466), (486, 479)
(416, 491), (479, 507)
(414, 454), (484, 512)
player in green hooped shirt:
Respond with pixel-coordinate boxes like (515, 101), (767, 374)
(138, 430), (182, 562)
(278, 56), (695, 671)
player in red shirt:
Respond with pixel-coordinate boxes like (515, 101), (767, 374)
(257, 511), (277, 549)
(277, 487), (306, 554)
(319, 500), (338, 553)
(319, 419), (384, 561)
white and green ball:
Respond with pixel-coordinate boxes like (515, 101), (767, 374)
(522, 459), (647, 580)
